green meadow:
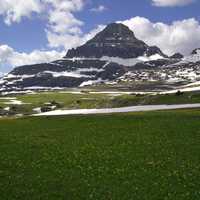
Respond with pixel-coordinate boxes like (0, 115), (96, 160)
(0, 110), (199, 199)
(1, 90), (200, 116)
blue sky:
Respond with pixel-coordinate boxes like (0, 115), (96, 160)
(0, 0), (200, 74)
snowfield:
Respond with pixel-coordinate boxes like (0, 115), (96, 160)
(4, 99), (27, 105)
(100, 54), (164, 66)
(182, 49), (200, 63)
(34, 104), (200, 116)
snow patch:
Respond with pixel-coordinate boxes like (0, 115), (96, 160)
(4, 74), (35, 79)
(4, 100), (24, 105)
(0, 97), (16, 100)
(44, 71), (91, 78)
(44, 68), (103, 78)
(181, 50), (200, 63)
(24, 86), (65, 90)
(80, 79), (104, 87)
(4, 107), (10, 111)
(100, 54), (164, 66)
(34, 104), (200, 116)
(33, 107), (41, 113)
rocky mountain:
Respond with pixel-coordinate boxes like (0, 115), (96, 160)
(66, 23), (166, 59)
(170, 53), (184, 59)
(0, 22), (200, 93)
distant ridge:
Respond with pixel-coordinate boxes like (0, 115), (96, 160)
(1, 23), (200, 93)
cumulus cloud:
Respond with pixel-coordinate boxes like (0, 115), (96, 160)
(152, 0), (195, 7)
(120, 17), (200, 55)
(90, 5), (107, 13)
(0, 44), (64, 74)
(45, 0), (85, 49)
(0, 0), (86, 50)
(0, 24), (105, 74)
(0, 0), (105, 74)
(0, 0), (42, 25)
(0, 0), (104, 51)
(47, 24), (105, 50)
(0, 0), (200, 73)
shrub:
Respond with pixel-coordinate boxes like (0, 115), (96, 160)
(50, 100), (63, 108)
(175, 90), (184, 96)
(41, 106), (53, 113)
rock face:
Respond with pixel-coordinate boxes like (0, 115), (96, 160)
(170, 53), (184, 59)
(3, 59), (126, 88)
(66, 23), (166, 59)
(0, 22), (200, 92)
(191, 48), (200, 55)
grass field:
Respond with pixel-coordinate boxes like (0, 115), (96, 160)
(0, 110), (200, 199)
(1, 90), (200, 116)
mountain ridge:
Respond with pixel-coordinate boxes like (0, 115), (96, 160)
(0, 22), (200, 93)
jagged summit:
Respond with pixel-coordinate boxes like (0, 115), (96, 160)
(170, 53), (184, 59)
(191, 48), (200, 55)
(66, 23), (166, 59)
(86, 23), (140, 45)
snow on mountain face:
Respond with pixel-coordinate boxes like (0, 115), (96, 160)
(181, 49), (200, 63)
(62, 52), (165, 67)
(0, 22), (200, 92)
(99, 54), (165, 67)
(118, 62), (200, 84)
(191, 48), (200, 55)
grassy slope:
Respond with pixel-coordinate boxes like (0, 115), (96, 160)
(0, 110), (200, 199)
(14, 91), (200, 107)
(1, 91), (200, 116)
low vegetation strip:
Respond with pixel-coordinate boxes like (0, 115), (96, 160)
(0, 110), (200, 199)
(1, 90), (200, 117)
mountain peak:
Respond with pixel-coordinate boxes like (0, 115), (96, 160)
(191, 48), (200, 55)
(84, 22), (138, 46)
(104, 22), (126, 29)
(100, 22), (136, 37)
(65, 22), (166, 59)
(170, 53), (184, 59)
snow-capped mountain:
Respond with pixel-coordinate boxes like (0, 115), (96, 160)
(182, 48), (200, 63)
(0, 23), (200, 92)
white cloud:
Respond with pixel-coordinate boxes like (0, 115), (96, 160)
(82, 25), (105, 43)
(120, 17), (200, 55)
(0, 44), (64, 73)
(90, 5), (107, 13)
(0, 23), (104, 74)
(47, 24), (105, 50)
(0, 0), (86, 50)
(152, 0), (195, 7)
(0, 0), (200, 67)
(46, 31), (84, 49)
(9, 50), (65, 66)
(0, 0), (42, 25)
(45, 0), (85, 50)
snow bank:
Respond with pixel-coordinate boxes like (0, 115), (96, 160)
(34, 104), (200, 116)
(100, 54), (164, 66)
(80, 79), (104, 87)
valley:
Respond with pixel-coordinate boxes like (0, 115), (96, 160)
(1, 89), (200, 117)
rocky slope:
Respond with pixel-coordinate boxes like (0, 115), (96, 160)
(66, 23), (166, 59)
(0, 23), (200, 93)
